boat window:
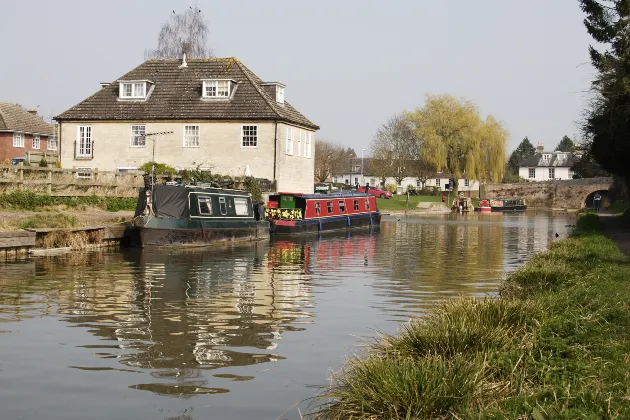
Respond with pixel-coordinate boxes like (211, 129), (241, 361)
(338, 200), (346, 213)
(327, 201), (334, 213)
(219, 197), (227, 215)
(353, 200), (359, 211)
(234, 197), (249, 216)
(315, 201), (321, 215)
(198, 196), (212, 216)
(365, 198), (370, 210)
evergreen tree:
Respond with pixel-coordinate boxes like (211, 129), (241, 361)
(579, 0), (630, 190)
(506, 137), (536, 174)
(555, 135), (575, 152)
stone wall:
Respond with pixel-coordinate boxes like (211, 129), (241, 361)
(480, 177), (613, 209)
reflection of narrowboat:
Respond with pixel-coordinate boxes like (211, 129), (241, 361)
(132, 185), (269, 247)
(477, 198), (527, 212)
(265, 192), (381, 235)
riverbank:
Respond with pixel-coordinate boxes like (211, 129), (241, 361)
(309, 213), (630, 419)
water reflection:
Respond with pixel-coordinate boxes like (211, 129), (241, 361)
(0, 213), (573, 419)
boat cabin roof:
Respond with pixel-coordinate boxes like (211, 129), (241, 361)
(270, 191), (370, 200)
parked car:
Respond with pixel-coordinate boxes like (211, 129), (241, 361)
(357, 185), (393, 199)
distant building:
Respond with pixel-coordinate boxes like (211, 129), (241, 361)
(518, 146), (575, 181)
(55, 56), (319, 193)
(0, 103), (55, 162)
(332, 158), (480, 194)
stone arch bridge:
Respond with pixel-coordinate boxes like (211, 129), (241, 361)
(480, 177), (613, 209)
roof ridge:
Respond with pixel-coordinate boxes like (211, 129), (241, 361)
(233, 59), (282, 120)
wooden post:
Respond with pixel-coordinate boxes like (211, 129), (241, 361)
(46, 168), (52, 194)
(113, 172), (119, 196)
(18, 162), (23, 191)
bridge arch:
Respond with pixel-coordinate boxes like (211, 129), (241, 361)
(583, 189), (609, 209)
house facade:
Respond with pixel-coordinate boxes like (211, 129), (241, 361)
(0, 103), (56, 162)
(333, 158), (480, 193)
(518, 151), (575, 181)
(55, 57), (319, 193)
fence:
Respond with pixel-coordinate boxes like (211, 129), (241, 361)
(0, 164), (278, 197)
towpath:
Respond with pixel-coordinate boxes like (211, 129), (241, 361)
(598, 212), (630, 256)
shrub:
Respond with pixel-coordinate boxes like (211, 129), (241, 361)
(138, 161), (177, 176)
(39, 157), (48, 167)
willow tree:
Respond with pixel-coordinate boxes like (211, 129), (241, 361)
(147, 7), (214, 59)
(406, 94), (508, 195)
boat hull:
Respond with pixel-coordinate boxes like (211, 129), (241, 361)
(270, 212), (381, 235)
(489, 205), (527, 212)
(133, 217), (270, 247)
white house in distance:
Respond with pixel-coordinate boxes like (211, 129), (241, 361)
(332, 158), (480, 195)
(518, 148), (575, 181)
(55, 55), (319, 193)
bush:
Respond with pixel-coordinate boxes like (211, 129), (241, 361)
(138, 161), (177, 176)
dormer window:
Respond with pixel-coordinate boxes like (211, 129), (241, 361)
(276, 86), (284, 103)
(203, 80), (231, 98)
(119, 81), (146, 99)
(542, 154), (552, 160)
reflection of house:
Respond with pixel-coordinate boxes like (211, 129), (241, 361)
(332, 158), (480, 193)
(518, 147), (575, 181)
(0, 103), (56, 162)
(55, 55), (319, 193)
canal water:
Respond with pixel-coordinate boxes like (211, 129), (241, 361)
(0, 212), (572, 420)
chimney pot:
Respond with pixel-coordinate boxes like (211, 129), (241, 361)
(536, 143), (544, 153)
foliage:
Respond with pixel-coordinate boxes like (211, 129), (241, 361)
(579, 0), (630, 192)
(554, 135), (574, 152)
(502, 170), (521, 183)
(19, 213), (80, 229)
(139, 161), (177, 176)
(506, 136), (536, 175)
(406, 94), (508, 197)
(0, 191), (137, 212)
(571, 140), (610, 178)
(310, 220), (630, 419)
(147, 6), (213, 59)
(243, 176), (262, 202)
(314, 139), (354, 182)
(38, 157), (48, 168)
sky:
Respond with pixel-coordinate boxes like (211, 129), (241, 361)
(0, 0), (595, 154)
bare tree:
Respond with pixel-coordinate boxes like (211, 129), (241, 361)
(413, 160), (437, 189)
(147, 7), (214, 59)
(370, 113), (421, 185)
(314, 140), (352, 182)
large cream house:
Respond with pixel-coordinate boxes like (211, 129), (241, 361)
(55, 56), (319, 193)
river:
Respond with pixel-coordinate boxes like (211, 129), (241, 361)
(0, 212), (573, 420)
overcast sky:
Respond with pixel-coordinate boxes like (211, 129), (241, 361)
(1, 0), (594, 154)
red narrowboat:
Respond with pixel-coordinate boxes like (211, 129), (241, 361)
(265, 192), (381, 235)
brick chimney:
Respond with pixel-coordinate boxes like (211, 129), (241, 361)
(536, 143), (544, 153)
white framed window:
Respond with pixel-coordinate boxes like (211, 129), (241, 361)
(528, 168), (535, 179)
(286, 127), (294, 155)
(464, 179), (469, 187)
(183, 125), (200, 148)
(416, 179), (421, 187)
(435, 178), (441, 187)
(304, 132), (312, 158)
(203, 80), (231, 98)
(77, 126), (92, 157)
(549, 168), (555, 179)
(276, 86), (284, 103)
(219, 196), (227, 215)
(354, 177), (358, 184)
(48, 135), (57, 150)
(297, 130), (302, 157)
(542, 153), (552, 160)
(77, 167), (92, 179)
(242, 125), (258, 147)
(198, 196), (213, 215)
(234, 197), (249, 216)
(120, 82), (146, 99)
(130, 125), (146, 147)
(32, 135), (40, 149)
(13, 133), (24, 148)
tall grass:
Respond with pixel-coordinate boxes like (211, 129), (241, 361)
(0, 191), (137, 212)
(19, 213), (80, 229)
(309, 216), (630, 419)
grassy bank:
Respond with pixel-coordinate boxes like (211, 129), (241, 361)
(376, 195), (442, 210)
(310, 213), (630, 419)
(0, 191), (137, 212)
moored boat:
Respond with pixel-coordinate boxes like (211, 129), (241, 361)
(477, 198), (527, 212)
(265, 192), (381, 235)
(132, 184), (269, 247)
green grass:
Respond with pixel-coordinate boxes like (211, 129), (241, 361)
(0, 191), (137, 212)
(309, 215), (630, 419)
(376, 195), (442, 210)
(607, 200), (629, 214)
(18, 213), (80, 229)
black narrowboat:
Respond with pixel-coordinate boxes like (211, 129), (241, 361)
(132, 184), (269, 247)
(265, 192), (381, 235)
(477, 198), (528, 212)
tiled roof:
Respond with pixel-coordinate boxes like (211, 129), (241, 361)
(55, 58), (319, 130)
(0, 103), (54, 135)
(519, 152), (576, 168)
